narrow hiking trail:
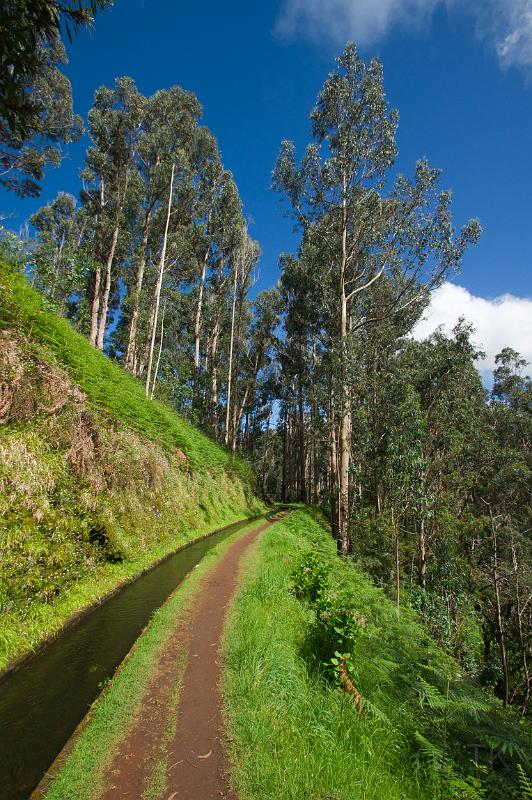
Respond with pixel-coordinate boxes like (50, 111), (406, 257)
(101, 512), (287, 800)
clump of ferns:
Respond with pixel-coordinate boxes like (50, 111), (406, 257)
(412, 673), (491, 799)
(290, 548), (520, 800)
(291, 550), (374, 717)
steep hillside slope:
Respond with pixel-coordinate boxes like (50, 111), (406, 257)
(0, 264), (263, 670)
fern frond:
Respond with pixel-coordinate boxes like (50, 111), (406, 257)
(359, 696), (390, 724)
(517, 764), (532, 800)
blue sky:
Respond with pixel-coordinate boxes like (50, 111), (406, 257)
(2, 0), (531, 370)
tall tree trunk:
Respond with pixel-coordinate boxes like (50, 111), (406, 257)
(126, 210), (151, 372)
(150, 302), (165, 400)
(89, 178), (105, 348)
(224, 260), (238, 446)
(235, 384), (250, 441)
(511, 539), (531, 716)
(96, 223), (119, 351)
(491, 511), (509, 706)
(89, 263), (102, 347)
(230, 308), (243, 453)
(393, 507), (401, 617)
(419, 515), (427, 590)
(193, 246), (210, 405)
(311, 341), (319, 504)
(210, 320), (220, 436)
(329, 390), (339, 541)
(337, 180), (351, 555)
(281, 412), (288, 503)
(287, 392), (295, 498)
(338, 298), (351, 554)
(297, 372), (306, 503)
(260, 409), (272, 496)
(50, 230), (66, 301)
(145, 163), (174, 398)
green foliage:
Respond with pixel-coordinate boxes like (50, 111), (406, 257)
(0, 0), (109, 138)
(0, 39), (82, 196)
(292, 550), (366, 687)
(291, 550), (327, 604)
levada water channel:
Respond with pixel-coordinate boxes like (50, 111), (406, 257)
(0, 514), (269, 799)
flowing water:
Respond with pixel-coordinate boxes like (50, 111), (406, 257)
(0, 515), (267, 799)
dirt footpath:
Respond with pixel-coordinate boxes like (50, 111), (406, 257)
(102, 514), (285, 800)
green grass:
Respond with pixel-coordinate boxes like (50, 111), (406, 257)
(44, 518), (265, 800)
(223, 510), (530, 800)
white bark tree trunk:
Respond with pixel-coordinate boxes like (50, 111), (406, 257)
(210, 319), (220, 435)
(224, 260), (238, 446)
(337, 179), (351, 556)
(145, 163), (175, 398)
(150, 302), (166, 400)
(193, 246), (209, 403)
(89, 263), (101, 348)
(126, 210), (151, 372)
(96, 223), (119, 351)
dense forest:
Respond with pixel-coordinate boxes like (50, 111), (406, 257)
(1, 0), (530, 770)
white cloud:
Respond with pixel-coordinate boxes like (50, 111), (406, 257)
(275, 0), (532, 71)
(412, 282), (532, 376)
(492, 0), (532, 69)
(276, 0), (439, 47)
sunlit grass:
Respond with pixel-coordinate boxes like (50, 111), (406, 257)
(223, 516), (427, 800)
(223, 510), (528, 800)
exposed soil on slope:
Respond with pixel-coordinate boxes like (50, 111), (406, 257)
(101, 514), (285, 800)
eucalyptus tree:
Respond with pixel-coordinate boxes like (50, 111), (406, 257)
(383, 383), (427, 615)
(30, 191), (86, 304)
(202, 263), (230, 435)
(224, 232), (259, 448)
(476, 350), (532, 709)
(188, 129), (244, 408)
(234, 287), (282, 452)
(492, 347), (531, 412)
(81, 77), (145, 349)
(274, 43), (481, 554)
(124, 85), (202, 375)
(0, 39), (82, 197)
(140, 91), (205, 397)
(278, 250), (321, 503)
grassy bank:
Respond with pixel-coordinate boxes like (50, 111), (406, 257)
(0, 264), (264, 669)
(43, 518), (264, 800)
(223, 510), (531, 800)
